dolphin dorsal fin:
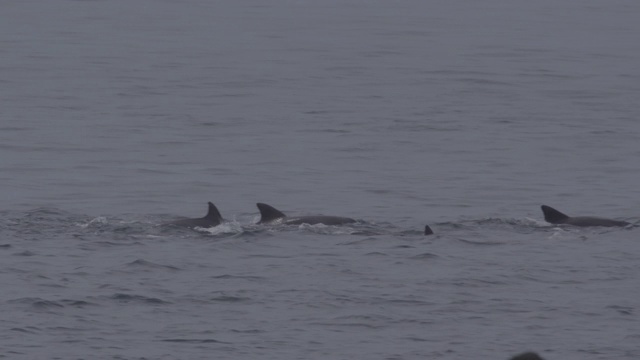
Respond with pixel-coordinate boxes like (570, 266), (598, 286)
(424, 225), (434, 235)
(256, 203), (286, 223)
(204, 202), (223, 222)
(541, 205), (569, 224)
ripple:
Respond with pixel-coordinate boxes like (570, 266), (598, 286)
(211, 274), (266, 281)
(456, 238), (506, 246)
(410, 252), (439, 260)
(110, 293), (171, 305)
(10, 327), (40, 334)
(210, 295), (251, 303)
(364, 252), (388, 256)
(160, 338), (230, 344)
(230, 329), (264, 334)
(13, 250), (36, 256)
(8, 297), (64, 310)
(607, 305), (634, 315)
(59, 299), (98, 307)
(125, 259), (181, 271)
(244, 254), (292, 259)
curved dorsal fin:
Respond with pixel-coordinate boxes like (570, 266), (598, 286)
(204, 202), (223, 222)
(256, 203), (286, 223)
(424, 225), (434, 235)
(541, 205), (569, 224)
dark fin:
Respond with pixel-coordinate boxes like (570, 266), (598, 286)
(424, 225), (434, 235)
(256, 203), (286, 223)
(204, 202), (223, 223)
(510, 352), (545, 360)
(541, 205), (569, 224)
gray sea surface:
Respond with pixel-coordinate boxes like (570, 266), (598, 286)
(1, 1), (640, 359)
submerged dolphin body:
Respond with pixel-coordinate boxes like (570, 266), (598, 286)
(166, 202), (223, 228)
(510, 352), (545, 360)
(541, 205), (630, 227)
(256, 203), (356, 226)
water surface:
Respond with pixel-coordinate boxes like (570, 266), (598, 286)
(1, 1), (640, 359)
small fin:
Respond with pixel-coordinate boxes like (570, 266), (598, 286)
(424, 225), (434, 235)
(256, 203), (286, 223)
(541, 205), (569, 224)
(204, 202), (223, 222)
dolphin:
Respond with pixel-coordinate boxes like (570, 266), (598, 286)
(541, 205), (630, 227)
(165, 202), (223, 228)
(510, 352), (545, 360)
(256, 203), (356, 226)
(424, 225), (434, 235)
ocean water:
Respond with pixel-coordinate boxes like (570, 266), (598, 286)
(1, 1), (640, 359)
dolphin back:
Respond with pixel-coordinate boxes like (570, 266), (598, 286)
(284, 215), (356, 226)
(256, 203), (356, 225)
(165, 202), (223, 228)
(541, 204), (630, 227)
(564, 216), (630, 227)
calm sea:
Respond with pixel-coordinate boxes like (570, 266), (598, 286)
(1, 1), (639, 359)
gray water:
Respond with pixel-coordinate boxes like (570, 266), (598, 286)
(1, 1), (640, 359)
